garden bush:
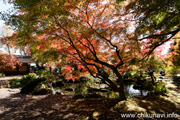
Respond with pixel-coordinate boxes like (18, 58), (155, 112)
(52, 80), (64, 87)
(122, 72), (134, 84)
(148, 81), (167, 95)
(123, 71), (147, 84)
(20, 73), (37, 86)
(0, 73), (5, 77)
(75, 82), (89, 95)
(20, 78), (46, 94)
(32, 83), (53, 95)
(165, 66), (180, 76)
(9, 78), (22, 88)
(21, 70), (60, 94)
(133, 79), (154, 91)
(37, 69), (60, 84)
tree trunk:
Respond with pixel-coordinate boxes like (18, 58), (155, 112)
(116, 77), (126, 100)
(99, 68), (126, 100)
(36, 63), (45, 70)
(147, 70), (156, 83)
(104, 77), (126, 100)
(112, 68), (127, 100)
(7, 44), (11, 54)
(49, 67), (52, 74)
(150, 75), (155, 83)
(148, 72), (156, 83)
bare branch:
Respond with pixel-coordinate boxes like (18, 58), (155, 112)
(138, 28), (180, 41)
(142, 32), (177, 60)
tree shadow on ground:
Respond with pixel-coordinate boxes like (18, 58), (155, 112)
(0, 93), (74, 120)
(172, 78), (180, 90)
(69, 98), (120, 119)
(0, 87), (180, 120)
(0, 92), (120, 120)
(111, 95), (180, 120)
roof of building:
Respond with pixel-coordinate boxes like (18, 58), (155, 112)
(16, 55), (34, 63)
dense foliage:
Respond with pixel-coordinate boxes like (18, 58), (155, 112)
(1, 0), (180, 99)
(0, 51), (19, 68)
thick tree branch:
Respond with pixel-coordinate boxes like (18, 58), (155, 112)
(138, 28), (180, 41)
(142, 31), (178, 60)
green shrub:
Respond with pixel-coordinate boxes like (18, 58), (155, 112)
(25, 73), (37, 79)
(0, 73), (5, 77)
(20, 77), (54, 95)
(123, 72), (133, 83)
(109, 91), (120, 98)
(148, 81), (167, 95)
(20, 70), (63, 94)
(165, 66), (180, 76)
(73, 94), (104, 98)
(32, 83), (52, 95)
(9, 78), (22, 87)
(133, 79), (155, 91)
(52, 80), (64, 87)
(20, 78), (46, 94)
(20, 73), (37, 86)
(36, 70), (47, 78)
(75, 82), (89, 95)
(123, 71), (147, 84)
(36, 69), (60, 84)
(20, 70), (60, 95)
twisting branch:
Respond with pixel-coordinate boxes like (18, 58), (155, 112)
(76, 38), (95, 54)
(85, 0), (90, 22)
(54, 18), (87, 63)
(68, 52), (97, 78)
(142, 30), (178, 60)
(54, 15), (117, 71)
(84, 36), (99, 60)
(115, 47), (124, 68)
(86, 21), (124, 67)
(138, 28), (180, 41)
(75, 1), (125, 67)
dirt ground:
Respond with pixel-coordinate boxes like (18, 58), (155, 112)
(0, 76), (180, 120)
(0, 76), (22, 81)
(0, 88), (120, 120)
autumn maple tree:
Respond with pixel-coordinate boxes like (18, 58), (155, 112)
(125, 0), (180, 56)
(0, 24), (20, 68)
(164, 32), (180, 68)
(0, 51), (19, 69)
(125, 0), (180, 75)
(2, 0), (179, 100)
